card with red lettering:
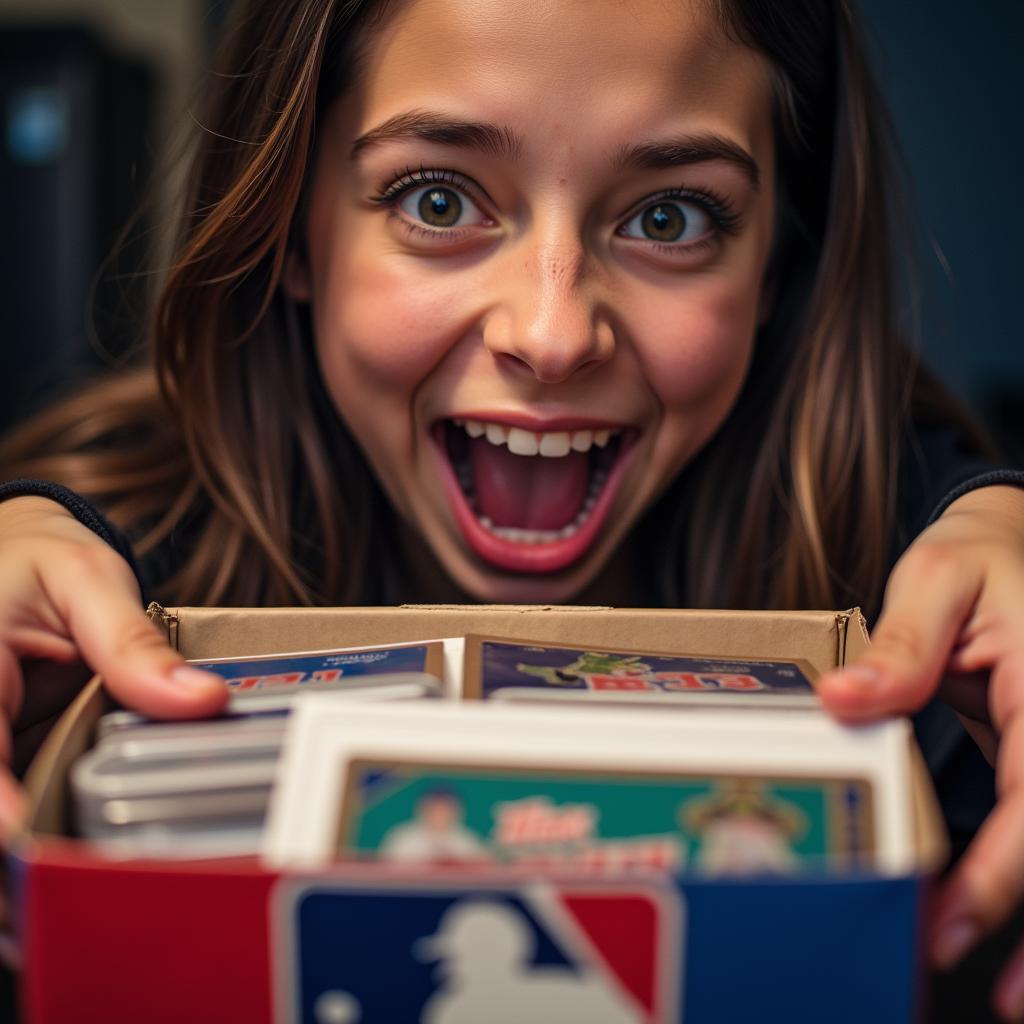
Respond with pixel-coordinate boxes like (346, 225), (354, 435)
(461, 636), (819, 707)
(190, 641), (446, 699)
(334, 758), (875, 873)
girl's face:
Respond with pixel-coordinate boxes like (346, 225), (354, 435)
(286, 0), (777, 602)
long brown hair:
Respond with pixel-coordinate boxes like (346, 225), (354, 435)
(0, 0), (975, 612)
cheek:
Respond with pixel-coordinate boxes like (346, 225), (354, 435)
(313, 234), (464, 395)
(634, 278), (759, 411)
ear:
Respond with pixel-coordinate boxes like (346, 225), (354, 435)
(281, 245), (312, 303)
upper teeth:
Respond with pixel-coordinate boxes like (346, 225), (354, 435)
(453, 419), (618, 457)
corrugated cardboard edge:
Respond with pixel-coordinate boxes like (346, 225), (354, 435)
(147, 601), (178, 649)
(837, 607), (871, 665)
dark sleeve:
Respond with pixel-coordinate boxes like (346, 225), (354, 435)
(0, 479), (146, 600)
(925, 468), (1024, 525)
(891, 427), (1024, 564)
(893, 427), (1024, 858)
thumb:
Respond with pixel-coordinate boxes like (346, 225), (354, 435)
(817, 550), (981, 721)
(52, 561), (226, 719)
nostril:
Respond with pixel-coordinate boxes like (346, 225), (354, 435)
(493, 351), (536, 377)
(492, 349), (607, 385)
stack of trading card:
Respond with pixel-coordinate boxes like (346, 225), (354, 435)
(72, 633), (916, 875)
(71, 641), (446, 857)
(265, 698), (915, 877)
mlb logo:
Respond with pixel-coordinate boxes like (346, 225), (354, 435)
(273, 874), (684, 1023)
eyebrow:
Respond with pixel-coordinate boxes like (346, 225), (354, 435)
(350, 110), (760, 189)
(612, 135), (760, 189)
(350, 110), (522, 163)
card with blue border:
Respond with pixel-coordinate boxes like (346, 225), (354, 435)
(462, 636), (818, 706)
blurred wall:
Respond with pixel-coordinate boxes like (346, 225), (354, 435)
(0, 0), (207, 159)
(0, 0), (215, 427)
(855, 0), (1024, 450)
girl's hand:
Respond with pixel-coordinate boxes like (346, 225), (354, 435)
(816, 485), (1024, 1022)
(0, 496), (227, 838)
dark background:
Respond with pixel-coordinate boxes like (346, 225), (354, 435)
(0, 1), (1021, 1022)
(857, 0), (1024, 461)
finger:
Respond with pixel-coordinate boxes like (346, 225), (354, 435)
(990, 653), (1024, 737)
(45, 552), (226, 720)
(73, 602), (227, 720)
(0, 718), (12, 769)
(931, 786), (1024, 973)
(0, 766), (26, 847)
(994, 673), (1024, 798)
(993, 938), (1024, 1022)
(817, 548), (983, 720)
(0, 646), (24, 728)
(7, 627), (79, 665)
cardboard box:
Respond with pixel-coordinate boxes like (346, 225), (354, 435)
(12, 605), (946, 1024)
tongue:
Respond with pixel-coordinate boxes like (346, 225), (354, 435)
(469, 437), (590, 530)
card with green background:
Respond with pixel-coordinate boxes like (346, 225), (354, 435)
(337, 760), (874, 874)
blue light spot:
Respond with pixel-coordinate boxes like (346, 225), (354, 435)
(7, 87), (66, 165)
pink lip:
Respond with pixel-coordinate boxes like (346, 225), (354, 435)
(432, 420), (638, 574)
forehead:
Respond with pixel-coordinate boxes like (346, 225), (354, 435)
(345, 0), (774, 162)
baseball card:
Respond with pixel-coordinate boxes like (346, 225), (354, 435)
(264, 701), (913, 872)
(462, 636), (819, 706)
(335, 759), (876, 874)
(191, 640), (446, 695)
(95, 671), (443, 741)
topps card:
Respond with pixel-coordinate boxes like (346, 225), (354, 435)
(462, 636), (819, 706)
(189, 641), (446, 695)
(264, 702), (913, 872)
(335, 759), (875, 874)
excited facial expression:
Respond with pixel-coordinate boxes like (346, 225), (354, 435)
(285, 0), (777, 602)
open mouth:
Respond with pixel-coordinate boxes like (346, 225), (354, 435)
(433, 417), (636, 574)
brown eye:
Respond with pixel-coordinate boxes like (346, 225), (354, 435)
(417, 187), (462, 227)
(642, 203), (685, 241)
(622, 200), (712, 246)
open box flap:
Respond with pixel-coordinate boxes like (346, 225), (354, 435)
(153, 604), (859, 678)
(910, 741), (949, 870)
(23, 674), (106, 838)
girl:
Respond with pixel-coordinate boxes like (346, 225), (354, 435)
(2, 0), (1023, 1016)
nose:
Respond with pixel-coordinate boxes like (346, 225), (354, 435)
(482, 233), (615, 384)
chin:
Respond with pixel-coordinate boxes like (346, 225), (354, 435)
(433, 533), (621, 606)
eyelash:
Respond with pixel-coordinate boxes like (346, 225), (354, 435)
(369, 164), (744, 250)
(370, 166), (481, 241)
(628, 185), (742, 254)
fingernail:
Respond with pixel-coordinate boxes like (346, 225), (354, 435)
(823, 664), (881, 692)
(933, 916), (979, 970)
(168, 666), (223, 693)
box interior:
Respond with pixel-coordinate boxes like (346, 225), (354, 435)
(21, 604), (946, 869)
